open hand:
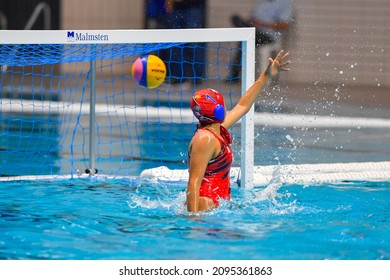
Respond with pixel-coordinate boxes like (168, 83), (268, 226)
(265, 50), (291, 77)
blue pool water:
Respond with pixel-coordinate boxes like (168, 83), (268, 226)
(1, 177), (389, 260)
(1, 104), (389, 260)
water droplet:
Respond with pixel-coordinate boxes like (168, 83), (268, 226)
(286, 135), (294, 143)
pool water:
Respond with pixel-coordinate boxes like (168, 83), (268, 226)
(1, 104), (389, 260)
(1, 177), (389, 260)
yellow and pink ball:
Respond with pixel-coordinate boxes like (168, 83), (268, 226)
(131, 54), (167, 89)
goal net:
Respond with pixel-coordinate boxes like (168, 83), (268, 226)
(0, 29), (256, 187)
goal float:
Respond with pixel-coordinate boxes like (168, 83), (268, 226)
(140, 161), (390, 186)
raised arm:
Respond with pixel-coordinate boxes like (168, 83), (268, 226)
(222, 50), (290, 129)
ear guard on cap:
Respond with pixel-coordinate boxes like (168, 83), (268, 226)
(213, 104), (225, 121)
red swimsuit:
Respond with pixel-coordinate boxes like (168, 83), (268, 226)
(190, 126), (233, 206)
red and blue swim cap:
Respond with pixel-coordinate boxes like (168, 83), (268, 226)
(190, 88), (225, 124)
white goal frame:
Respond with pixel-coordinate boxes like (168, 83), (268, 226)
(0, 28), (257, 188)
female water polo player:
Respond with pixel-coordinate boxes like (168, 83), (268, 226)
(187, 50), (290, 213)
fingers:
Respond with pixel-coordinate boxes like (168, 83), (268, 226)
(275, 50), (289, 62)
(265, 50), (291, 75)
(276, 50), (290, 71)
(270, 51), (289, 66)
(275, 50), (284, 58)
(281, 60), (291, 67)
(275, 50), (287, 60)
(280, 60), (291, 71)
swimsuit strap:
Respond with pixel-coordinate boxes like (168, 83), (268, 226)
(200, 127), (224, 148)
(196, 125), (232, 143)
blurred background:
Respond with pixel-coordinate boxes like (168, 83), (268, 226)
(0, 0), (389, 116)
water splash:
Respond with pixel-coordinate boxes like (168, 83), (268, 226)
(126, 167), (309, 217)
(252, 166), (284, 204)
(126, 178), (187, 214)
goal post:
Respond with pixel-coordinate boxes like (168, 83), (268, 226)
(0, 28), (256, 188)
